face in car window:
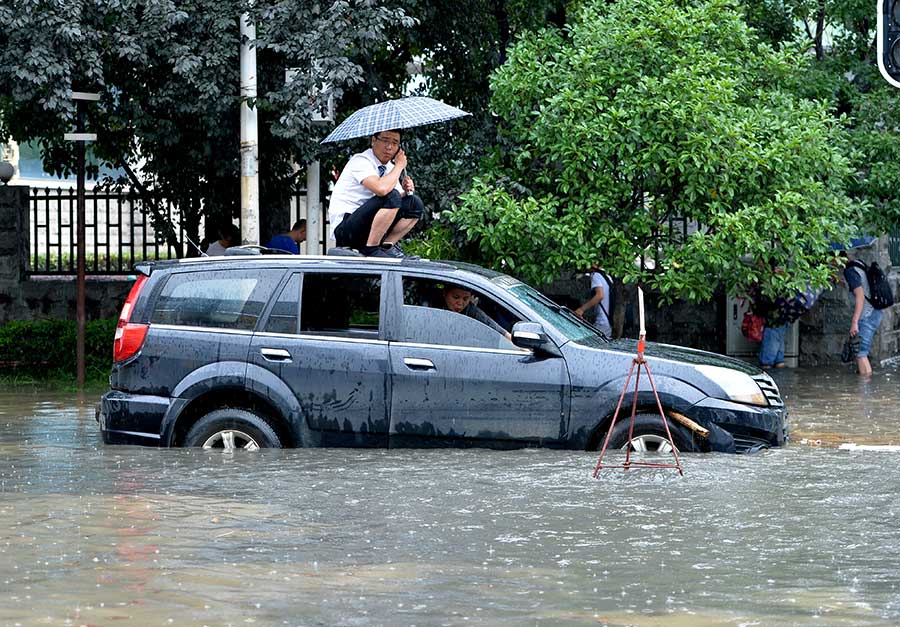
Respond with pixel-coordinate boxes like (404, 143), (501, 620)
(443, 287), (473, 313)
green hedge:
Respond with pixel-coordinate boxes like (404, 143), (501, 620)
(0, 318), (117, 379)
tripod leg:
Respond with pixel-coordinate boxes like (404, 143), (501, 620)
(623, 359), (643, 468)
(642, 361), (684, 476)
(593, 359), (638, 476)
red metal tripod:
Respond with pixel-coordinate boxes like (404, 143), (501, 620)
(593, 288), (684, 476)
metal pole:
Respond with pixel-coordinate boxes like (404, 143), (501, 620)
(306, 161), (321, 255)
(239, 13), (260, 245)
(76, 104), (86, 389)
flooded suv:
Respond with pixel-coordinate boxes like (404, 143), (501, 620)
(98, 253), (788, 453)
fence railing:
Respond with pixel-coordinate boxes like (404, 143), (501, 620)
(28, 187), (187, 275)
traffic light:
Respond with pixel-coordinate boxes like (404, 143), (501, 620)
(879, 0), (900, 87)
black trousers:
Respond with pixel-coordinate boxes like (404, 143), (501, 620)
(334, 191), (424, 250)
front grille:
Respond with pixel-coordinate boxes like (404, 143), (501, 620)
(733, 435), (771, 454)
(752, 372), (783, 407)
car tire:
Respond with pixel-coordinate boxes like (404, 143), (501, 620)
(605, 413), (698, 453)
(184, 408), (283, 450)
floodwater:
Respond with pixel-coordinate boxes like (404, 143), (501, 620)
(1, 366), (899, 627)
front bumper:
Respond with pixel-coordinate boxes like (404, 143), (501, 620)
(690, 396), (789, 453)
(97, 390), (170, 446)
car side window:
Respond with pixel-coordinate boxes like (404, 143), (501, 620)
(400, 276), (518, 349)
(300, 272), (381, 338)
(262, 274), (300, 334)
(150, 269), (281, 331)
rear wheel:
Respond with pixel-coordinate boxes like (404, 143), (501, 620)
(605, 414), (698, 453)
(184, 408), (283, 450)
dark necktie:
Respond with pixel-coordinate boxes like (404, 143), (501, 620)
(377, 165), (386, 177)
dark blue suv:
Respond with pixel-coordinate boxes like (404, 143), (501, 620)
(98, 253), (787, 453)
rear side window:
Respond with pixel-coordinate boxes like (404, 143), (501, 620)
(150, 269), (282, 331)
(300, 272), (381, 337)
(263, 274), (300, 334)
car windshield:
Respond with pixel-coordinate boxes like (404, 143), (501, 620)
(506, 284), (607, 343)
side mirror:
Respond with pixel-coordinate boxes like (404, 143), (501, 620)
(511, 322), (561, 357)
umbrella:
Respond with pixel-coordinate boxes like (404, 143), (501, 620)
(829, 235), (876, 251)
(320, 96), (470, 144)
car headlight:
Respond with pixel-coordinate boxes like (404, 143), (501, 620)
(695, 365), (767, 406)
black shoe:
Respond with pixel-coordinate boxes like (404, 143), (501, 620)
(362, 245), (402, 259)
(383, 242), (420, 260)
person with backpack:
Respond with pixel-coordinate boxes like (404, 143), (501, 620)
(574, 269), (613, 337)
(842, 254), (893, 376)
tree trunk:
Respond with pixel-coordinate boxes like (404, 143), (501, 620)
(612, 280), (626, 338)
(814, 0), (825, 61)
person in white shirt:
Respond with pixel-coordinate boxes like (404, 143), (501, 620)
(205, 223), (240, 256)
(574, 269), (613, 337)
(328, 129), (424, 258)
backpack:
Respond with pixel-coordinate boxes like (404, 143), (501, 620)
(850, 260), (895, 310)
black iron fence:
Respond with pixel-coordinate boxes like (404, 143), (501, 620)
(28, 187), (187, 276)
(27, 186), (317, 276)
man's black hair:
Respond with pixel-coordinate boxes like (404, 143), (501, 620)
(292, 219), (307, 231)
(373, 129), (403, 141)
(220, 223), (240, 240)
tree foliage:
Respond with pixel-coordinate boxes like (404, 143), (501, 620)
(319, 0), (567, 238)
(454, 0), (860, 302)
(742, 0), (900, 233)
(0, 0), (408, 251)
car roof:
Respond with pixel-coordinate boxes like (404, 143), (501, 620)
(136, 254), (518, 287)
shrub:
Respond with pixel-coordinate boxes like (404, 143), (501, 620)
(0, 318), (117, 379)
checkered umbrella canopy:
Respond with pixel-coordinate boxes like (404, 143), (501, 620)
(321, 97), (470, 143)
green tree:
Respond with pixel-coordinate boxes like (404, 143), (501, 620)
(316, 0), (567, 243)
(742, 0), (900, 234)
(0, 0), (407, 252)
(453, 0), (860, 303)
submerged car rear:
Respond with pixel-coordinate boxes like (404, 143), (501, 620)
(99, 262), (282, 445)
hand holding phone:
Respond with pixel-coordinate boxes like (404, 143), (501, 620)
(393, 148), (408, 170)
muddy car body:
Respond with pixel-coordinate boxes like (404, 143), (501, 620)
(98, 254), (788, 453)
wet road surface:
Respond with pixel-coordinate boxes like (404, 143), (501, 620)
(1, 365), (899, 626)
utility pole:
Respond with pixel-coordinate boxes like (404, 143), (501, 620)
(64, 91), (99, 389)
(240, 13), (260, 244)
(306, 162), (321, 254)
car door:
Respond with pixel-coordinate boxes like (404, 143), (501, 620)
(386, 274), (570, 447)
(249, 270), (390, 447)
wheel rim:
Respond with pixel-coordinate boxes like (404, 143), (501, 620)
(201, 430), (260, 451)
(621, 434), (675, 453)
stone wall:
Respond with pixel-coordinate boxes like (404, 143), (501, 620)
(799, 242), (899, 367)
(0, 185), (132, 323)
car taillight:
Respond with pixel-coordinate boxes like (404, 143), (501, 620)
(114, 275), (149, 363)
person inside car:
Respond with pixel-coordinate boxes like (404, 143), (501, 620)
(438, 285), (512, 340)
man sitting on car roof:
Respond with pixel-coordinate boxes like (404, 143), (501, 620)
(328, 129), (424, 259)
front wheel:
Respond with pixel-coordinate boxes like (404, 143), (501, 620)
(184, 408), (283, 450)
(605, 414), (699, 453)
